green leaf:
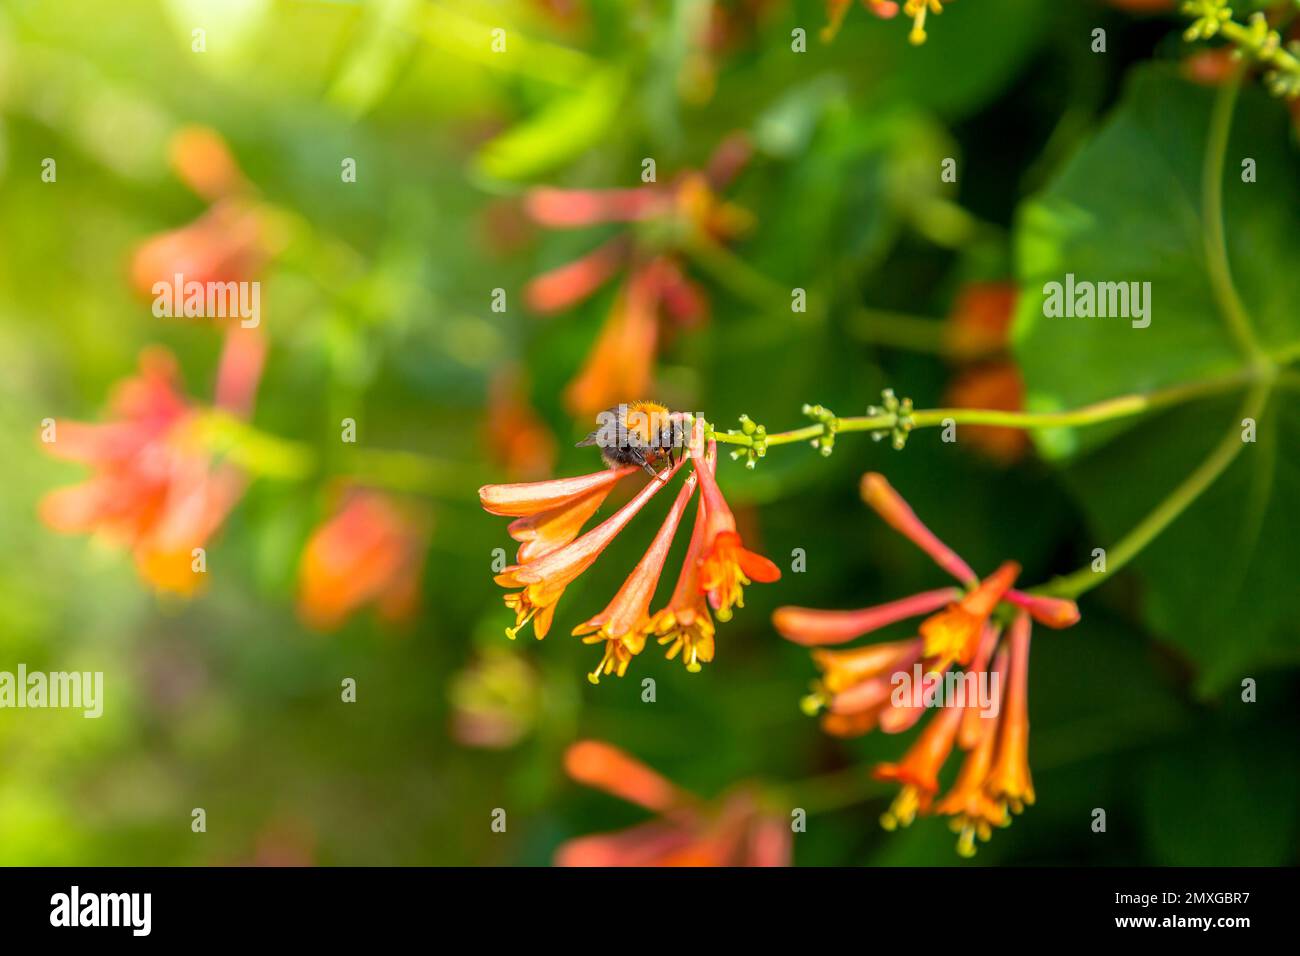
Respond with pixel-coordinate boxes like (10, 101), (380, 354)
(1012, 67), (1300, 693)
(471, 68), (627, 184)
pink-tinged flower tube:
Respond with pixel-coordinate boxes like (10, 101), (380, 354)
(773, 587), (958, 647)
(492, 457), (687, 640)
(860, 472), (977, 584)
(693, 443), (780, 620)
(556, 741), (791, 867)
(38, 340), (259, 596)
(482, 466), (636, 564)
(651, 467), (717, 673)
(573, 473), (699, 684)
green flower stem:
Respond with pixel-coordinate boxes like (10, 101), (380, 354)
(1036, 381), (1270, 600)
(708, 369), (1253, 449)
(773, 764), (890, 817)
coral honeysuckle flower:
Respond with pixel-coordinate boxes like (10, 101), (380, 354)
(693, 440), (781, 621)
(522, 135), (752, 416)
(774, 473), (1078, 854)
(484, 366), (557, 482)
(651, 453), (718, 673)
(931, 645), (1011, 857)
(941, 283), (1029, 464)
(822, 0), (899, 42)
(573, 472), (699, 684)
(38, 340), (263, 595)
(296, 489), (430, 631)
(480, 465), (636, 563)
(983, 612), (1035, 817)
(556, 740), (790, 867)
(129, 126), (280, 302)
(491, 456), (688, 640)
(918, 559), (1020, 670)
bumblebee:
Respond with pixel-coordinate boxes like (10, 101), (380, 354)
(576, 401), (689, 477)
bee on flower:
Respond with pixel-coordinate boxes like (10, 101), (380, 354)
(773, 472), (1079, 855)
(478, 413), (779, 681)
(556, 740), (791, 866)
(521, 134), (754, 417)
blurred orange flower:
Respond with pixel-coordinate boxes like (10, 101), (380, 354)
(522, 134), (753, 416)
(484, 367), (557, 481)
(297, 489), (430, 631)
(556, 740), (790, 866)
(941, 282), (1030, 464)
(39, 341), (261, 595)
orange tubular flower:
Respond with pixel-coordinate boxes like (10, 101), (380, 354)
(573, 473), (699, 684)
(492, 456), (687, 640)
(774, 472), (1079, 854)
(521, 135), (753, 416)
(874, 701), (964, 829)
(918, 560), (1020, 670)
(933, 647), (1010, 857)
(296, 489), (430, 631)
(651, 450), (718, 672)
(480, 466), (635, 563)
(693, 442), (780, 621)
(984, 613), (1035, 817)
(484, 367), (557, 481)
(556, 740), (790, 867)
(39, 340), (260, 595)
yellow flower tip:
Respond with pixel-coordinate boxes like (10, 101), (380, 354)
(686, 660), (702, 674)
(879, 812), (899, 832)
(505, 626), (519, 641)
(799, 691), (826, 716)
(909, 27), (927, 45)
(587, 670), (601, 686)
(715, 605), (733, 623)
(883, 786), (921, 829)
(955, 827), (978, 858)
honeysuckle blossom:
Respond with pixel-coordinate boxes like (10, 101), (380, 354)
(693, 438), (782, 620)
(773, 472), (1077, 854)
(38, 338), (263, 595)
(573, 472), (699, 683)
(489, 456), (688, 641)
(481, 427), (778, 674)
(556, 740), (790, 867)
(522, 135), (753, 416)
(942, 282), (1029, 464)
(296, 489), (430, 631)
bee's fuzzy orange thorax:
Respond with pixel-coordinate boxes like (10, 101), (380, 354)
(622, 401), (671, 443)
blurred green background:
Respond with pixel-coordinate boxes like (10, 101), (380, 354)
(0, 0), (1297, 866)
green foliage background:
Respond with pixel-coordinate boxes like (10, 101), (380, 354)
(0, 0), (1296, 865)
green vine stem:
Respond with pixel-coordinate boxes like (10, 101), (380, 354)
(1182, 1), (1300, 99)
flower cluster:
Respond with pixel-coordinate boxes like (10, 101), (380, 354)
(521, 135), (753, 417)
(773, 472), (1079, 855)
(556, 740), (790, 866)
(479, 426), (780, 683)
